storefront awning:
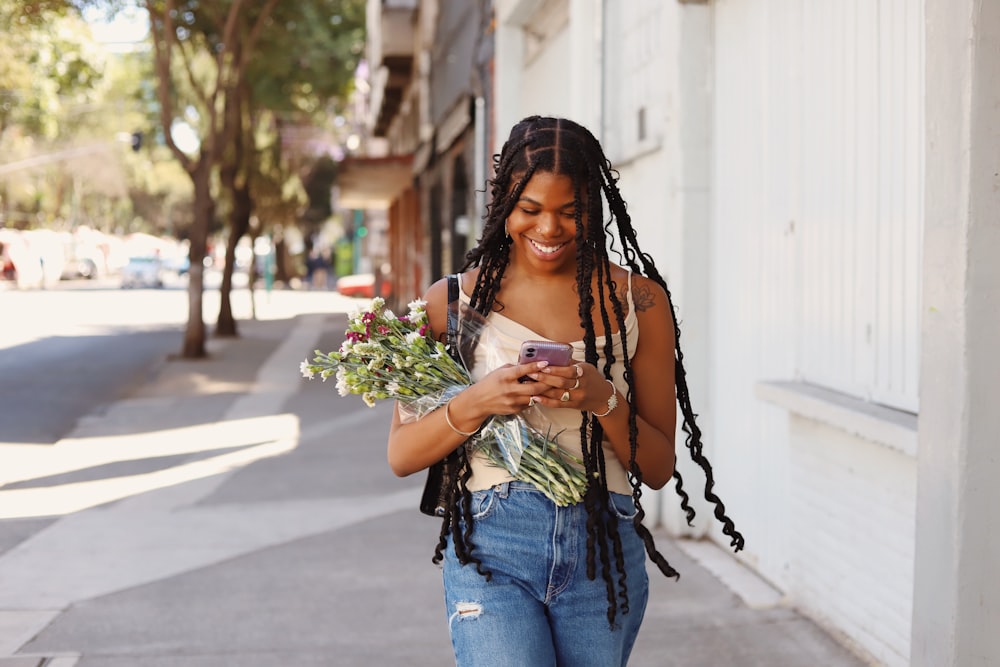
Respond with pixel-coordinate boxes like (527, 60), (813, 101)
(336, 154), (413, 209)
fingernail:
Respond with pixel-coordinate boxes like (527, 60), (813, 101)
(536, 361), (549, 369)
(528, 373), (540, 380)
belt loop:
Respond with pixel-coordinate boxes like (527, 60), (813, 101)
(494, 482), (510, 498)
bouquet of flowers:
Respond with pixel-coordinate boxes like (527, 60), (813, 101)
(300, 297), (588, 506)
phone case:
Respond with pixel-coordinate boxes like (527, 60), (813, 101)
(518, 340), (574, 382)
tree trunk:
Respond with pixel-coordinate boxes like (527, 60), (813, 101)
(216, 76), (251, 338)
(181, 159), (213, 358)
(216, 182), (251, 337)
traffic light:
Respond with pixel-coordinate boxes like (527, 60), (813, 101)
(131, 131), (143, 152)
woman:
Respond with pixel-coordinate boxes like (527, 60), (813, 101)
(387, 116), (742, 666)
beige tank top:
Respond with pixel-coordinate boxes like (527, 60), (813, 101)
(458, 271), (639, 496)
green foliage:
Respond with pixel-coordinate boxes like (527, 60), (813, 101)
(0, 2), (105, 138)
(0, 1), (191, 234)
(250, 0), (366, 115)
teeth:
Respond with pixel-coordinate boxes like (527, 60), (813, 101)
(530, 240), (567, 254)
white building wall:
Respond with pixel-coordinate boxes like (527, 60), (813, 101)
(519, 23), (573, 121)
(912, 2), (1000, 664)
(494, 0), (601, 143)
(711, 1), (923, 665)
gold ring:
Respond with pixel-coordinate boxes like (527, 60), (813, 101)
(574, 364), (584, 378)
(571, 378), (580, 390)
(560, 390), (571, 402)
(529, 396), (537, 407)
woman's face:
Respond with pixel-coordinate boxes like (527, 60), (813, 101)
(506, 171), (580, 272)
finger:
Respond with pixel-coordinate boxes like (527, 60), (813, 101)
(524, 372), (566, 388)
(539, 364), (582, 380)
(514, 360), (550, 383)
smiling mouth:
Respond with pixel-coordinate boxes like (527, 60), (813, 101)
(529, 239), (570, 254)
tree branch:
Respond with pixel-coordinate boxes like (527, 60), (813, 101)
(242, 0), (281, 67)
(177, 37), (212, 110)
(147, 0), (193, 172)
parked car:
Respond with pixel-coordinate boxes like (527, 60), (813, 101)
(120, 256), (164, 288)
(335, 273), (392, 298)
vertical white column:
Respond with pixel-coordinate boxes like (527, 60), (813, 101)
(568, 0), (601, 132)
(493, 0), (526, 139)
(655, 0), (714, 537)
(912, 1), (1000, 665)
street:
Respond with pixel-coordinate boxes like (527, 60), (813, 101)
(1, 275), (240, 445)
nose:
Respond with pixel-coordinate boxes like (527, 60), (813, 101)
(535, 212), (561, 237)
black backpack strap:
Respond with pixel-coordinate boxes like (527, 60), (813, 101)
(419, 274), (462, 517)
(446, 274), (459, 357)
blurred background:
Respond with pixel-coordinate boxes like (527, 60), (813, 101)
(1, 1), (996, 666)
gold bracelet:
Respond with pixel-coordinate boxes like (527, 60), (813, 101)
(444, 399), (478, 437)
(592, 379), (619, 417)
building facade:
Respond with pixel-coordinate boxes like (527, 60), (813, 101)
(351, 0), (493, 312)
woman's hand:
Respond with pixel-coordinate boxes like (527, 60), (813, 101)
(522, 361), (610, 414)
(453, 360), (557, 421)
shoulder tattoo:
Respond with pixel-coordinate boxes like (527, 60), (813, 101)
(631, 284), (656, 312)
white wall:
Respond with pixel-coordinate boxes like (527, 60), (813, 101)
(912, 1), (1000, 664)
(789, 418), (916, 664)
(709, 0), (924, 664)
(519, 23), (573, 121)
(494, 0), (601, 141)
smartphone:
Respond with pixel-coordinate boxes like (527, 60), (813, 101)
(517, 340), (574, 382)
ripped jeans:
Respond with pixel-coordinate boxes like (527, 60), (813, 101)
(442, 482), (649, 667)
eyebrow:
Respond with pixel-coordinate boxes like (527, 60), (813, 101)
(518, 196), (577, 210)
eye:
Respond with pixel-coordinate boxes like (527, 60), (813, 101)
(520, 208), (540, 215)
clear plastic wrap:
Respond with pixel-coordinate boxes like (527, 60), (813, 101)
(302, 297), (587, 505)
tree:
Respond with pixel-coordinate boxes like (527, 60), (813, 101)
(0, 1), (160, 232)
(213, 0), (364, 336)
(144, 0), (279, 357)
(11, 0), (364, 355)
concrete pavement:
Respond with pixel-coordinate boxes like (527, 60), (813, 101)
(0, 290), (872, 666)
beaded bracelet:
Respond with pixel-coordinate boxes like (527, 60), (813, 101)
(444, 399), (479, 437)
(592, 379), (619, 417)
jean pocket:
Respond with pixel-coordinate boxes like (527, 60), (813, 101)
(609, 492), (638, 520)
(470, 487), (499, 520)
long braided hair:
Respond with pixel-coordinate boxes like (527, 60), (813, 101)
(432, 115), (745, 627)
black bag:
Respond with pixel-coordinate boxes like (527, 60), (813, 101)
(419, 274), (462, 517)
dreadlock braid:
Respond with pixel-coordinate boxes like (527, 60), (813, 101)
(436, 115), (744, 627)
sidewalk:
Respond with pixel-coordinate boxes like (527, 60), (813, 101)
(0, 292), (871, 666)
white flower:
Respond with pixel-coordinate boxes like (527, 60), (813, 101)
(387, 381), (401, 395)
(300, 360), (315, 379)
(407, 300), (428, 324)
(384, 309), (396, 320)
(335, 368), (349, 396)
(405, 331), (422, 346)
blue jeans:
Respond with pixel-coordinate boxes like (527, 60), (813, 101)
(442, 482), (649, 667)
